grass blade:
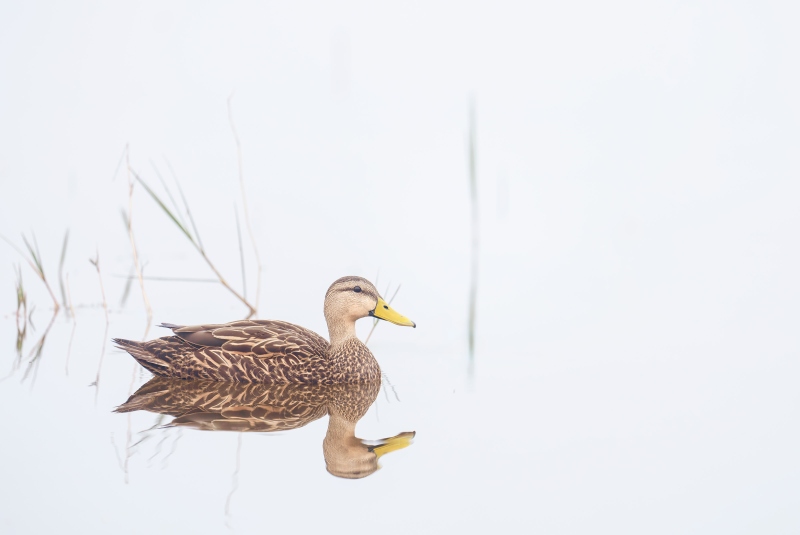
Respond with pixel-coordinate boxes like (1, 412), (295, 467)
(151, 160), (187, 229)
(164, 158), (204, 251)
(132, 170), (197, 247)
(4, 232), (60, 311)
(364, 283), (402, 346)
(235, 204), (247, 299)
(58, 230), (70, 312)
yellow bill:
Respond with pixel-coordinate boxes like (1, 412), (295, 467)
(370, 297), (416, 327)
(370, 431), (416, 459)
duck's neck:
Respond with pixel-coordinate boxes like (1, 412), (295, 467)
(326, 317), (358, 347)
(323, 412), (373, 477)
(325, 411), (358, 443)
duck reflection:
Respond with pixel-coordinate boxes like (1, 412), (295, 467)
(115, 378), (414, 479)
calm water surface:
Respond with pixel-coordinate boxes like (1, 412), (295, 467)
(1, 286), (798, 534)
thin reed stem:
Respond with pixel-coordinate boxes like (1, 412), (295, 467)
(199, 248), (256, 318)
(65, 273), (76, 375)
(130, 166), (257, 318)
(228, 95), (263, 315)
(125, 145), (154, 338)
(364, 284), (402, 346)
(225, 433), (243, 530)
(235, 205), (247, 300)
(90, 252), (110, 400)
(58, 230), (70, 314)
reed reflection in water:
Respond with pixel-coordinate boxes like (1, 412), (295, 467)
(115, 378), (414, 479)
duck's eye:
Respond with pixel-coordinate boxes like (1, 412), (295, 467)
(353, 286), (362, 293)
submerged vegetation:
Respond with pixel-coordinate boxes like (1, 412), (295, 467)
(2, 118), (262, 387)
(1, 96), (268, 391)
(3, 233), (61, 384)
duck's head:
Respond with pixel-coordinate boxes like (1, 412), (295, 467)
(323, 276), (415, 336)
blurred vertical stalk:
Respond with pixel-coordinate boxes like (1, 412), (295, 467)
(468, 99), (479, 361)
(225, 433), (243, 529)
(90, 251), (110, 401)
(364, 284), (401, 346)
(14, 265), (27, 362)
(228, 95), (263, 316)
(125, 145), (154, 338)
(58, 230), (70, 316)
(235, 205), (247, 302)
(65, 273), (76, 375)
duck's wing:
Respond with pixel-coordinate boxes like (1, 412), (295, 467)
(159, 320), (329, 360)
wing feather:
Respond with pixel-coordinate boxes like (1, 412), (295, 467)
(162, 319), (329, 360)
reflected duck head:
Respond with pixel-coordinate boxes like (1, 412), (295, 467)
(324, 431), (416, 479)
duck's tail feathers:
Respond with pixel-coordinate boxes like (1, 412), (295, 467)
(113, 338), (171, 376)
(157, 322), (183, 330)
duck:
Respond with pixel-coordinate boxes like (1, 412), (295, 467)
(115, 376), (415, 478)
(113, 276), (415, 384)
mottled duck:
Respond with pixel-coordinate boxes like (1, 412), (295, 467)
(114, 276), (415, 384)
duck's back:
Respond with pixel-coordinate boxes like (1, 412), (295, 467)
(166, 320), (329, 357)
(114, 319), (332, 383)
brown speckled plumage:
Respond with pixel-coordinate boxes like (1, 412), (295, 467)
(114, 276), (414, 384)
